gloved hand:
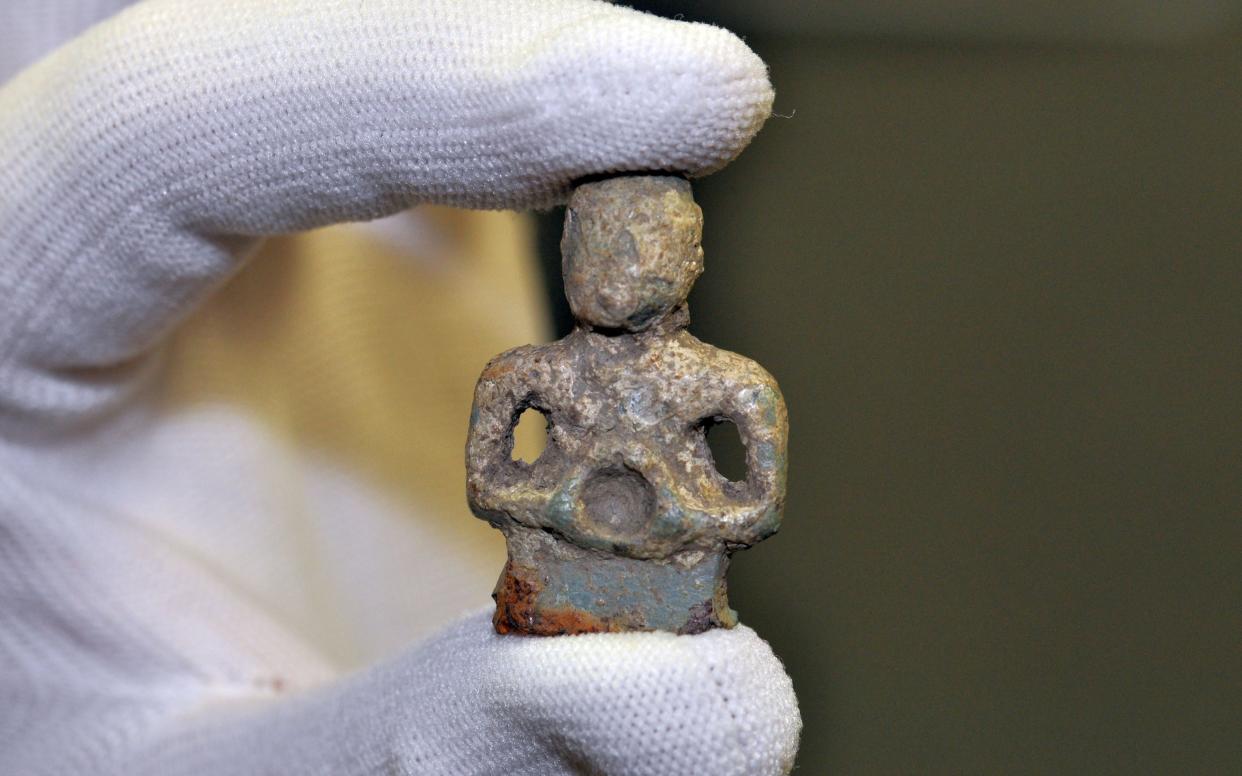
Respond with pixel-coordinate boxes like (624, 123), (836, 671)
(0, 1), (800, 774)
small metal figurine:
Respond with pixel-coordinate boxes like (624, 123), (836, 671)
(466, 175), (788, 635)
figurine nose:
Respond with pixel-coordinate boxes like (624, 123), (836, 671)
(578, 466), (655, 540)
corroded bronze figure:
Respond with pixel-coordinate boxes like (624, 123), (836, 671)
(466, 175), (788, 635)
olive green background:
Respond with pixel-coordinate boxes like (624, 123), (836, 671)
(538, 25), (1241, 776)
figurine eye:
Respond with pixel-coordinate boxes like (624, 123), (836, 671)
(702, 417), (747, 483)
(511, 407), (549, 464)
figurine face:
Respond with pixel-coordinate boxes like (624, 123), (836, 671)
(561, 176), (704, 331)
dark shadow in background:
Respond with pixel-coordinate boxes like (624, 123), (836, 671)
(536, 17), (1242, 774)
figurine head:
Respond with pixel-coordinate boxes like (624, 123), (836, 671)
(561, 175), (704, 332)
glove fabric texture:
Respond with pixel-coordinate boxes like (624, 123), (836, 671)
(0, 1), (800, 774)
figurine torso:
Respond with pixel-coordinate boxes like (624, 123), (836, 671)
(467, 321), (785, 558)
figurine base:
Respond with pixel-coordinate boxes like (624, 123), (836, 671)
(492, 526), (736, 636)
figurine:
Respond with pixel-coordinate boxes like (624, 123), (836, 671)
(466, 175), (787, 635)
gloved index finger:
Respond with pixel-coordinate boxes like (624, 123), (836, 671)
(0, 0), (773, 433)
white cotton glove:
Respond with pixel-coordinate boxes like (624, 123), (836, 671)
(0, 1), (800, 774)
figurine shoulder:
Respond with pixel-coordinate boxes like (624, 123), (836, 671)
(477, 343), (552, 382)
(667, 332), (783, 393)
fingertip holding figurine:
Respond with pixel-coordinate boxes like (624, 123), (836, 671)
(466, 175), (788, 636)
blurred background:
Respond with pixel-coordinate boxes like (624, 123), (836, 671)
(534, 3), (1242, 772)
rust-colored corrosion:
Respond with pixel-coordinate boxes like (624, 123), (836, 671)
(466, 175), (788, 635)
(493, 561), (624, 636)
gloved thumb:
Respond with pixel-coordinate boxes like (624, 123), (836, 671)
(123, 610), (801, 776)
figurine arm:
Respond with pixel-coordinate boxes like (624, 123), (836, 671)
(465, 348), (550, 523)
(466, 352), (523, 504)
(467, 354), (523, 461)
(718, 365), (789, 545)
